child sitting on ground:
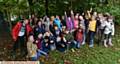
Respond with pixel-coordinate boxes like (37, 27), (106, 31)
(53, 25), (61, 37)
(64, 29), (76, 52)
(35, 33), (47, 56)
(56, 34), (67, 52)
(27, 34), (39, 61)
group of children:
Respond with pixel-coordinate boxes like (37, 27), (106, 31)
(11, 10), (115, 60)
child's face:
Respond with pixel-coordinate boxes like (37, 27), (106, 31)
(56, 16), (59, 19)
(93, 12), (97, 16)
(57, 37), (61, 42)
(38, 34), (42, 38)
(24, 19), (29, 24)
(38, 21), (42, 26)
(65, 30), (69, 34)
(51, 16), (55, 21)
(29, 36), (34, 42)
(45, 32), (50, 36)
(108, 19), (113, 22)
(75, 15), (78, 19)
(79, 16), (83, 20)
(55, 26), (58, 30)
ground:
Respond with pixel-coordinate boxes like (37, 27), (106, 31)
(0, 22), (120, 64)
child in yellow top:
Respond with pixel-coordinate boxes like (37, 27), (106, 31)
(89, 19), (97, 32)
(88, 16), (97, 47)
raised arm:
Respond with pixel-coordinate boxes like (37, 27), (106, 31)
(71, 10), (74, 21)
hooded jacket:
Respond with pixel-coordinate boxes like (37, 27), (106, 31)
(54, 18), (62, 30)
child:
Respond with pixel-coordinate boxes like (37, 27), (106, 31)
(88, 16), (97, 47)
(34, 20), (45, 39)
(64, 29), (76, 50)
(53, 25), (61, 37)
(97, 14), (106, 45)
(27, 34), (39, 61)
(49, 34), (56, 51)
(103, 16), (115, 47)
(42, 34), (50, 53)
(54, 15), (62, 30)
(56, 35), (67, 52)
(79, 15), (86, 45)
(73, 14), (79, 29)
(75, 25), (83, 48)
(12, 18), (32, 58)
(64, 11), (74, 31)
(44, 31), (56, 51)
(35, 33), (47, 56)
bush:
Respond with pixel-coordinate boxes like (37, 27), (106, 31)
(95, 5), (120, 25)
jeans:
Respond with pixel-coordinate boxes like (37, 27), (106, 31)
(31, 52), (39, 61)
(76, 41), (81, 48)
(38, 49), (47, 56)
(89, 31), (95, 46)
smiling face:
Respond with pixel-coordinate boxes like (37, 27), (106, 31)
(38, 21), (42, 26)
(79, 16), (84, 20)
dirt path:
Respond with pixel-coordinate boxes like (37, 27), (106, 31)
(0, 21), (13, 60)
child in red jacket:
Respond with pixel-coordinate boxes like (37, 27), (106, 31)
(75, 25), (83, 48)
(12, 19), (32, 58)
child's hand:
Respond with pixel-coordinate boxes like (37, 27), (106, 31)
(61, 44), (65, 47)
(68, 42), (71, 44)
(71, 10), (74, 14)
(46, 43), (48, 46)
(13, 37), (17, 41)
(65, 11), (67, 15)
(36, 40), (38, 43)
(50, 40), (54, 43)
(87, 10), (90, 14)
(63, 37), (67, 42)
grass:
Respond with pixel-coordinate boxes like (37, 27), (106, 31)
(1, 25), (119, 63)
(41, 25), (120, 64)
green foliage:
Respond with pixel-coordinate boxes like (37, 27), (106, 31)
(95, 5), (120, 25)
(43, 26), (120, 64)
(0, 0), (120, 25)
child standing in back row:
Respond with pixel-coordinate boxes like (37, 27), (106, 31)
(75, 25), (83, 48)
(88, 16), (97, 47)
(103, 16), (115, 47)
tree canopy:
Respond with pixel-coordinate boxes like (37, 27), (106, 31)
(0, 0), (120, 30)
